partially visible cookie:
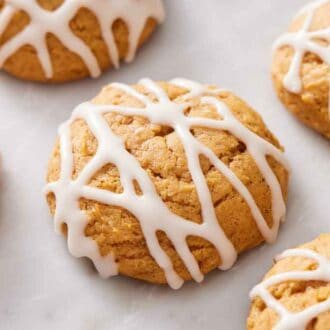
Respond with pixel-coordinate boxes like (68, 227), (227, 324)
(0, 0), (165, 82)
(248, 234), (330, 330)
(45, 78), (289, 289)
(272, 0), (330, 138)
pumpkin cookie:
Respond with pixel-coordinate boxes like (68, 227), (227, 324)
(248, 234), (330, 330)
(272, 0), (330, 138)
(45, 78), (289, 289)
(0, 0), (165, 82)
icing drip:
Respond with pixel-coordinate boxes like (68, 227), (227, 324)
(250, 248), (330, 330)
(0, 0), (165, 78)
(44, 78), (288, 289)
(273, 0), (330, 116)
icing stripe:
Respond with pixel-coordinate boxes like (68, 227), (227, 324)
(0, 4), (15, 36)
(45, 79), (288, 289)
(0, 0), (165, 78)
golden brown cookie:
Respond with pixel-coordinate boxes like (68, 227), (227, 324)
(0, 0), (165, 82)
(248, 234), (330, 330)
(272, 0), (330, 139)
(45, 78), (289, 289)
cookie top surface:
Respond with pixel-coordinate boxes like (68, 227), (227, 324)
(0, 0), (165, 82)
(272, 0), (330, 138)
(248, 234), (330, 330)
(45, 78), (289, 289)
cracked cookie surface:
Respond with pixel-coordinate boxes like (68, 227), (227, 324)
(46, 79), (289, 287)
(248, 234), (330, 330)
(0, 0), (164, 82)
(272, 0), (330, 138)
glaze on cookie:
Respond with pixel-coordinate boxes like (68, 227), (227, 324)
(45, 79), (289, 289)
(273, 0), (330, 138)
(248, 234), (330, 330)
(0, 0), (165, 82)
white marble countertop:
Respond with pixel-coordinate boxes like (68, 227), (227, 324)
(0, 0), (329, 329)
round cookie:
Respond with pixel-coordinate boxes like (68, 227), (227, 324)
(272, 0), (330, 139)
(45, 78), (289, 289)
(0, 0), (165, 82)
(248, 234), (330, 330)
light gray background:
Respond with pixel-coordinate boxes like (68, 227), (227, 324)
(0, 0), (329, 329)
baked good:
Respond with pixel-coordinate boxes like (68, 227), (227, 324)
(45, 78), (289, 289)
(0, 0), (165, 82)
(248, 234), (330, 330)
(272, 0), (330, 138)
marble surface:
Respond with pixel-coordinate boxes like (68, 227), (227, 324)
(0, 0), (329, 329)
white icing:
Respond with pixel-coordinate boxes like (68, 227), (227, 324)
(0, 0), (165, 78)
(44, 78), (289, 289)
(273, 0), (330, 116)
(250, 248), (330, 330)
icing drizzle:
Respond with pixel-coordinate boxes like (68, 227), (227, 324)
(44, 78), (288, 289)
(273, 0), (330, 116)
(250, 248), (330, 330)
(0, 0), (165, 78)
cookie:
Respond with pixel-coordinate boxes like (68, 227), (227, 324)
(0, 0), (165, 82)
(248, 234), (330, 330)
(272, 0), (330, 139)
(45, 78), (289, 289)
